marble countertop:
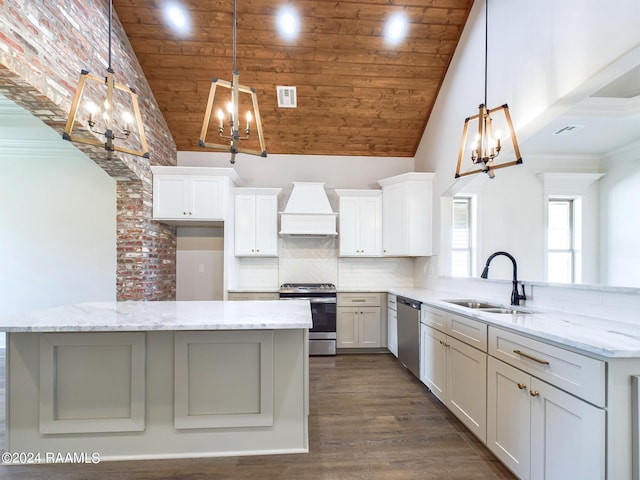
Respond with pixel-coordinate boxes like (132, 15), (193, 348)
(0, 300), (312, 333)
(387, 287), (640, 359)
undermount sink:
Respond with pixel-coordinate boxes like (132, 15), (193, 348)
(443, 299), (501, 309)
(443, 299), (535, 315)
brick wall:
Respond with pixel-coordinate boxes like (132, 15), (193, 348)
(0, 0), (177, 300)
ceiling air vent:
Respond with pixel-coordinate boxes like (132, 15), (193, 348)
(277, 86), (297, 108)
(553, 125), (584, 136)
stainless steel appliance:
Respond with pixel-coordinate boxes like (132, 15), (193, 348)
(279, 283), (337, 356)
(397, 296), (421, 377)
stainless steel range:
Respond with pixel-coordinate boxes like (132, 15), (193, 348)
(279, 283), (337, 356)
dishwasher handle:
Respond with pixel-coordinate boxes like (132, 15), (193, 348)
(397, 296), (421, 310)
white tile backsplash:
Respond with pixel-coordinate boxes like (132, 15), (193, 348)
(234, 235), (416, 290)
(237, 257), (280, 290)
(338, 257), (414, 290)
(278, 236), (339, 284)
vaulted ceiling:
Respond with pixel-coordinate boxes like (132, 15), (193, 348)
(112, 0), (474, 157)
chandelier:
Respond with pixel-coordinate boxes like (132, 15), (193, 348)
(198, 0), (267, 164)
(63, 0), (149, 158)
(455, 0), (522, 179)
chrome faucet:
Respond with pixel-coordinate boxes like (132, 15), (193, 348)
(480, 251), (526, 306)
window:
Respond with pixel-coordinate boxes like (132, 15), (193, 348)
(547, 198), (582, 283)
(452, 196), (474, 277)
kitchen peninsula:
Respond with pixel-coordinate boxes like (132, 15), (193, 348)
(0, 300), (312, 461)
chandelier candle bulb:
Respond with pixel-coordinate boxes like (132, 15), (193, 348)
(245, 111), (252, 132)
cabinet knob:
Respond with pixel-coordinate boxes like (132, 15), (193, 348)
(517, 383), (527, 390)
(529, 390), (540, 397)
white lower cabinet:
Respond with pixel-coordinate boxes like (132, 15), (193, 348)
(487, 345), (605, 480)
(337, 293), (384, 349)
(420, 323), (487, 441)
(387, 294), (398, 357)
(337, 307), (381, 348)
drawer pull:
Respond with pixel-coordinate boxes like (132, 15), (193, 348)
(530, 390), (540, 397)
(513, 349), (550, 366)
(351, 299), (366, 302)
(517, 383), (527, 390)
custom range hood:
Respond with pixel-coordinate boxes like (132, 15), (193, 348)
(279, 182), (337, 236)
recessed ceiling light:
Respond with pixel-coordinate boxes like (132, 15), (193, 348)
(277, 6), (300, 41)
(164, 3), (189, 34)
(385, 12), (408, 46)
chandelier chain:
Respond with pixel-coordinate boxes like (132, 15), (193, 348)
(232, 0), (237, 73)
(483, 0), (488, 107)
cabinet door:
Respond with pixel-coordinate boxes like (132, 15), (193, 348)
(338, 197), (360, 256)
(358, 307), (381, 347)
(190, 176), (223, 219)
(530, 378), (605, 480)
(487, 357), (531, 480)
(382, 183), (407, 255)
(447, 336), (487, 442)
(337, 308), (359, 348)
(357, 196), (382, 256)
(387, 307), (398, 357)
(254, 194), (278, 255)
(420, 324), (447, 403)
(154, 175), (189, 218)
(234, 194), (257, 255)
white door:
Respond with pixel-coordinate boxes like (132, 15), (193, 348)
(530, 377), (605, 480)
(154, 175), (189, 218)
(337, 308), (358, 348)
(447, 336), (487, 442)
(358, 196), (382, 256)
(382, 183), (407, 255)
(487, 357), (531, 480)
(338, 197), (360, 255)
(234, 194), (257, 255)
(254, 194), (278, 255)
(420, 324), (447, 402)
(387, 307), (398, 357)
(190, 176), (223, 219)
(358, 307), (381, 347)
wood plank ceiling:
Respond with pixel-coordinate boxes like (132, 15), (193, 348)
(113, 0), (474, 158)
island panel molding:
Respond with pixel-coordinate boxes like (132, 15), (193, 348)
(174, 330), (274, 429)
(38, 332), (146, 434)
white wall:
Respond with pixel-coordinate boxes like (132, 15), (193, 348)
(600, 146), (640, 286)
(176, 227), (225, 300)
(415, 0), (639, 280)
(0, 94), (117, 318)
(178, 151), (414, 190)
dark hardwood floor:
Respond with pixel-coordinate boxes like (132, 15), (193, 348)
(0, 353), (515, 479)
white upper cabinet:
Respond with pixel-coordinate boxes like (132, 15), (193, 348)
(151, 167), (239, 224)
(335, 190), (382, 257)
(234, 188), (281, 257)
(378, 172), (435, 256)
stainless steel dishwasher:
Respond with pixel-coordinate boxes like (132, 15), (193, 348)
(397, 296), (421, 378)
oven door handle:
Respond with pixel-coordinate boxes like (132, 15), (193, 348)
(280, 297), (336, 304)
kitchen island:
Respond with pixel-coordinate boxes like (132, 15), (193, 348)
(0, 300), (312, 461)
